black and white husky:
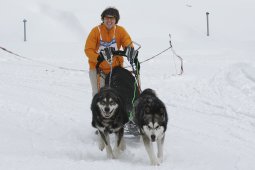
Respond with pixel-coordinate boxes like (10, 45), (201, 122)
(134, 88), (168, 165)
(91, 66), (138, 158)
(91, 87), (129, 158)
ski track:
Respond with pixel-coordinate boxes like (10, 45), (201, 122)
(174, 62), (255, 149)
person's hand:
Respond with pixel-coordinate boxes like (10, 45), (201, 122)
(97, 54), (104, 63)
(124, 47), (137, 65)
(100, 47), (113, 64)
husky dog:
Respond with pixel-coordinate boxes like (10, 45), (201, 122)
(91, 87), (129, 158)
(134, 88), (168, 165)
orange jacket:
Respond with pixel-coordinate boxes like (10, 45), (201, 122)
(85, 24), (132, 73)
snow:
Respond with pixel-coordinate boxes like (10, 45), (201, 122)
(1, 0), (255, 169)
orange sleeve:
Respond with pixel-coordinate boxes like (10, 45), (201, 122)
(84, 27), (99, 63)
(119, 27), (133, 48)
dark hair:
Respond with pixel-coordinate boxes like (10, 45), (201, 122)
(101, 7), (120, 24)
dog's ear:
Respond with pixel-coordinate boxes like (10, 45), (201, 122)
(91, 93), (99, 110)
(160, 106), (168, 131)
(159, 107), (167, 119)
(91, 93), (99, 129)
(160, 108), (165, 115)
(91, 120), (96, 128)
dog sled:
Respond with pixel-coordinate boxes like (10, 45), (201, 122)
(95, 43), (141, 137)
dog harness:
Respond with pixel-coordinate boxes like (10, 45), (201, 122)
(97, 25), (118, 53)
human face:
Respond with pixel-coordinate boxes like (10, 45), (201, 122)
(103, 16), (116, 30)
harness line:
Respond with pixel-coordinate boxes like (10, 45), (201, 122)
(128, 60), (141, 120)
(108, 55), (113, 86)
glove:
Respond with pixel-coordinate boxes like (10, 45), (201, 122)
(125, 47), (137, 65)
(97, 54), (104, 62)
(100, 47), (113, 64)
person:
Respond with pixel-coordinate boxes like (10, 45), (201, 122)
(84, 7), (133, 96)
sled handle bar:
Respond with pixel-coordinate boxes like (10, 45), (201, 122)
(95, 48), (139, 72)
(95, 50), (125, 70)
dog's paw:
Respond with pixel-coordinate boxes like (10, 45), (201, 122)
(119, 139), (126, 151)
(157, 153), (163, 163)
(150, 158), (160, 166)
(98, 142), (105, 151)
(105, 145), (114, 159)
(158, 156), (163, 163)
(106, 152), (115, 159)
(113, 147), (121, 158)
(98, 139), (105, 151)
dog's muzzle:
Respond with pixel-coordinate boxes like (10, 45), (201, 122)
(103, 107), (115, 118)
(97, 100), (118, 118)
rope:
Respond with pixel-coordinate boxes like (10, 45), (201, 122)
(128, 82), (137, 120)
(131, 39), (183, 75)
(108, 56), (113, 86)
(125, 34), (183, 75)
(0, 46), (32, 60)
(129, 60), (141, 120)
(0, 46), (87, 73)
(172, 49), (178, 74)
(139, 47), (171, 64)
(171, 47), (184, 75)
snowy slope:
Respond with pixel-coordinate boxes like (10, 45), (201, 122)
(1, 0), (255, 169)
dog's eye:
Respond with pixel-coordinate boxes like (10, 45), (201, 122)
(148, 126), (152, 130)
(155, 125), (160, 129)
(109, 101), (116, 105)
(100, 101), (106, 105)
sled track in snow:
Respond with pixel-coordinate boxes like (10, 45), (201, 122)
(169, 62), (255, 149)
(225, 64), (255, 102)
(210, 63), (255, 140)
